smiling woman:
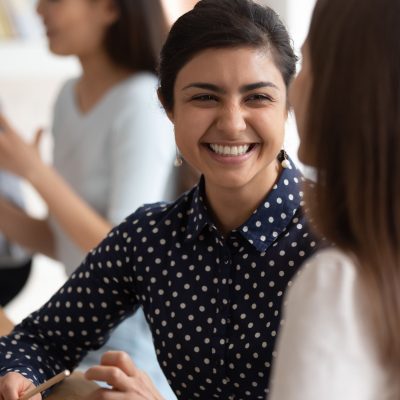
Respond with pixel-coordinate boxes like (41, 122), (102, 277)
(168, 47), (287, 233)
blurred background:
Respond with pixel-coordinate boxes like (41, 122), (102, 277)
(0, 0), (316, 323)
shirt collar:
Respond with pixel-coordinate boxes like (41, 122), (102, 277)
(185, 176), (212, 241)
(185, 158), (304, 251)
(237, 161), (304, 252)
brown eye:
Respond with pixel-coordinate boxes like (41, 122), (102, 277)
(246, 94), (273, 102)
(192, 95), (218, 102)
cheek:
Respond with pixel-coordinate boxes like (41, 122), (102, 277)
(256, 107), (287, 141)
(175, 108), (213, 140)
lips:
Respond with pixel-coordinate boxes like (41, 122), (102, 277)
(208, 143), (256, 156)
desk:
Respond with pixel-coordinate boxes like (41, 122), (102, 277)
(46, 372), (99, 400)
(0, 308), (13, 336)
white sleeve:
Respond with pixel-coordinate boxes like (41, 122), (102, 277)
(107, 82), (175, 225)
(268, 249), (387, 400)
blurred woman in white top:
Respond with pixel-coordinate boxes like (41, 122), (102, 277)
(269, 0), (400, 399)
(0, 0), (177, 398)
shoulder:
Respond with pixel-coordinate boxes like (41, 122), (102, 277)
(115, 72), (159, 102)
(120, 188), (195, 232)
(52, 77), (78, 118)
(110, 73), (168, 131)
(269, 248), (387, 400)
(54, 77), (77, 103)
(295, 248), (357, 291)
(286, 248), (358, 315)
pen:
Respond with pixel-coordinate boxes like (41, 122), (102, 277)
(18, 369), (70, 400)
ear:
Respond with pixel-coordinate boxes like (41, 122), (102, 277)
(102, 0), (120, 25)
(157, 88), (174, 123)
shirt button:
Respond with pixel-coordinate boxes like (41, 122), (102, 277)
(223, 257), (230, 264)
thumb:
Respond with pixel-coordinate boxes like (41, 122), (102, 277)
(0, 114), (13, 133)
(33, 127), (44, 149)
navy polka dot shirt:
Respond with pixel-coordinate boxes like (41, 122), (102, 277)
(0, 164), (319, 399)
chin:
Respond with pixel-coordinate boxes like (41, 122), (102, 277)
(48, 42), (70, 56)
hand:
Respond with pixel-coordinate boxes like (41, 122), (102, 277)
(0, 114), (44, 180)
(0, 372), (41, 400)
(84, 351), (165, 400)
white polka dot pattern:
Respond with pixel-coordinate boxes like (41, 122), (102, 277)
(0, 165), (319, 399)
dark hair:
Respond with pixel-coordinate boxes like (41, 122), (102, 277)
(104, 0), (168, 73)
(305, 0), (400, 387)
(158, 0), (297, 111)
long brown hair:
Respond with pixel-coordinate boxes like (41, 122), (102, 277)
(104, 0), (168, 73)
(304, 0), (400, 388)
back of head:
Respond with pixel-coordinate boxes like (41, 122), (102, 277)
(105, 0), (168, 73)
(159, 0), (297, 111)
(305, 0), (400, 383)
(306, 0), (400, 261)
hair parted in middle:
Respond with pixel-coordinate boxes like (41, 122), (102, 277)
(158, 0), (297, 111)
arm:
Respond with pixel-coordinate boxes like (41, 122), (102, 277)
(269, 249), (384, 400)
(0, 114), (112, 254)
(0, 218), (138, 389)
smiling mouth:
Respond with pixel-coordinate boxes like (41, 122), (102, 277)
(207, 143), (257, 156)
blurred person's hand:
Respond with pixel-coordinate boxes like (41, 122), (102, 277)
(0, 114), (44, 182)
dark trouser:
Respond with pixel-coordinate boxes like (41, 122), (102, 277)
(0, 259), (32, 306)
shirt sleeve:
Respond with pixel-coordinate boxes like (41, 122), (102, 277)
(0, 218), (139, 386)
(107, 77), (175, 225)
(268, 249), (386, 400)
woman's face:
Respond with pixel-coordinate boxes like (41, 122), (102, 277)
(36, 0), (118, 56)
(168, 46), (288, 196)
(289, 41), (313, 164)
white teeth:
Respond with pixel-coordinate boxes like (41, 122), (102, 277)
(209, 144), (250, 156)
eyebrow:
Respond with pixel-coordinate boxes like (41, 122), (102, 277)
(182, 81), (279, 93)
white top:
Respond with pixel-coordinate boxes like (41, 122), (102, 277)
(49, 72), (175, 274)
(269, 247), (392, 400)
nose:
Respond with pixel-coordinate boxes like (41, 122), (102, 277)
(216, 102), (246, 135)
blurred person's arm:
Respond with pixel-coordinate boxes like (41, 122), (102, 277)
(0, 114), (111, 254)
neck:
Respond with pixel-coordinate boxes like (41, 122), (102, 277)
(205, 163), (281, 236)
(76, 50), (133, 113)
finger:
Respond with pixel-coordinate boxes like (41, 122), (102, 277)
(99, 352), (164, 399)
(139, 371), (165, 400)
(33, 128), (44, 149)
(100, 351), (139, 377)
(82, 388), (152, 400)
(84, 365), (131, 391)
(0, 114), (13, 134)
